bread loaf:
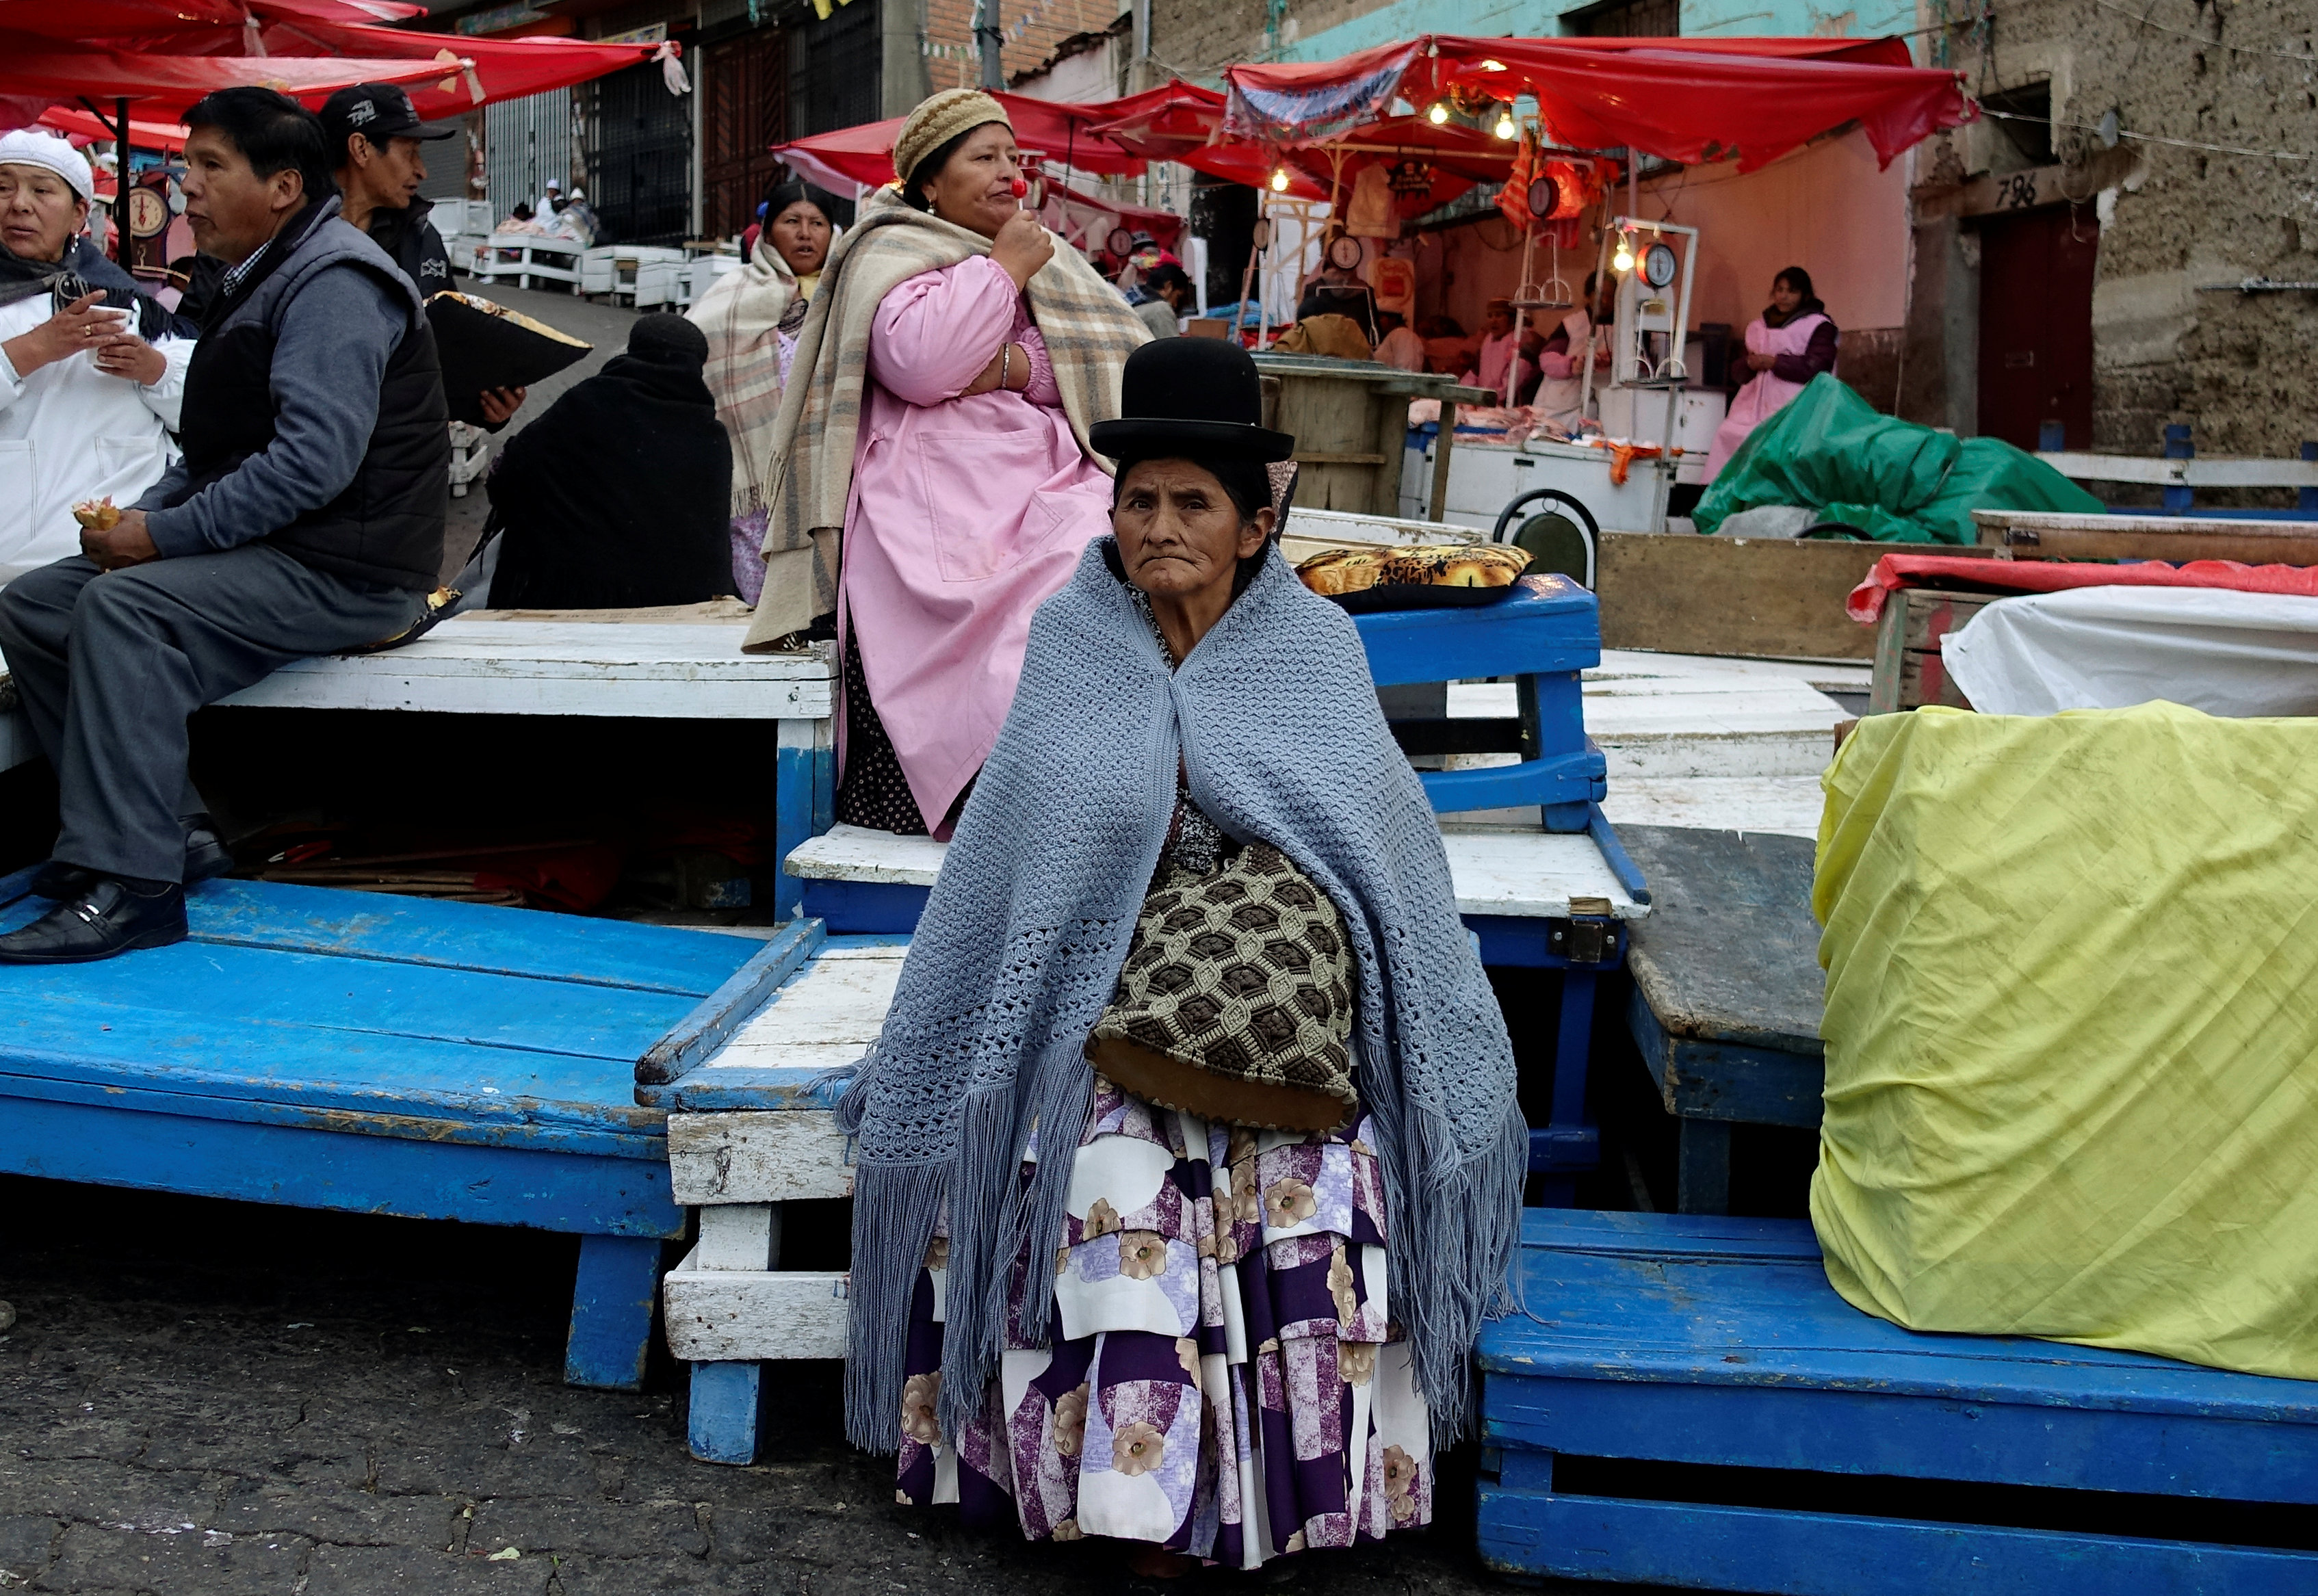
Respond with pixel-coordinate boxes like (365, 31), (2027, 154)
(1294, 548), (1386, 597)
(1379, 545), (1531, 588)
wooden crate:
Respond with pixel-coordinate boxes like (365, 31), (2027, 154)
(1476, 1210), (2318, 1595)
(1975, 508), (2318, 564)
(1598, 534), (1888, 662)
(1868, 588), (1997, 713)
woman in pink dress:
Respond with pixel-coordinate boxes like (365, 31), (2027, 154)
(1702, 266), (1838, 482)
(777, 90), (1147, 838)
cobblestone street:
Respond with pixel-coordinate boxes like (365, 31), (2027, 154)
(0, 1175), (1526, 1595)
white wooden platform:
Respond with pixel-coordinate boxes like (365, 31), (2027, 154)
(786, 822), (1650, 922)
(216, 620), (834, 720)
(659, 940), (902, 1370)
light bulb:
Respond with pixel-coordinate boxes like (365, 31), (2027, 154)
(1427, 101), (1450, 125)
(1612, 234), (1635, 273)
(1269, 166), (1290, 192)
(1494, 109), (1517, 140)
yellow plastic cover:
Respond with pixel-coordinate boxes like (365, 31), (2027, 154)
(1811, 703), (2318, 1381)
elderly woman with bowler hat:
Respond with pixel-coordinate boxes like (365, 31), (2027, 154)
(745, 88), (1147, 839)
(833, 337), (1526, 1573)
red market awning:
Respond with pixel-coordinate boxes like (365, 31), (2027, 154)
(0, 40), (453, 121)
(1086, 81), (1331, 200)
(1040, 174), (1184, 257)
(1224, 34), (1974, 171)
(0, 6), (657, 121)
(0, 1), (424, 42)
(36, 104), (192, 151)
(774, 91), (1146, 193)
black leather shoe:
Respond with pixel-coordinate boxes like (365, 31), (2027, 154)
(182, 814), (235, 885)
(28, 815), (234, 900)
(0, 879), (188, 964)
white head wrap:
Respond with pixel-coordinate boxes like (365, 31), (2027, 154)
(0, 129), (96, 202)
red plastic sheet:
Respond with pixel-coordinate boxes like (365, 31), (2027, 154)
(0, 44), (450, 120)
(0, 4), (657, 121)
(1223, 34), (1973, 172)
(774, 90), (1147, 192)
(1848, 553), (2318, 625)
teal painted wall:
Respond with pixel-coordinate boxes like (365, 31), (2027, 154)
(1274, 0), (1921, 64)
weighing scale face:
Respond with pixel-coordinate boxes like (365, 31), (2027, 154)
(1642, 241), (1678, 289)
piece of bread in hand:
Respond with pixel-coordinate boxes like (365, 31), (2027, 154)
(72, 498), (121, 532)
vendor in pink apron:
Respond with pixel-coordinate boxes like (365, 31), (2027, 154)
(1532, 273), (1615, 428)
(1702, 266), (1839, 482)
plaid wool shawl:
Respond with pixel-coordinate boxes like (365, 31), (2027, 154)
(686, 228), (804, 524)
(740, 187), (1149, 650)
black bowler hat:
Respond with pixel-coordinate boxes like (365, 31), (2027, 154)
(1090, 337), (1296, 463)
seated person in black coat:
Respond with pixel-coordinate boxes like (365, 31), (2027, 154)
(484, 313), (736, 610)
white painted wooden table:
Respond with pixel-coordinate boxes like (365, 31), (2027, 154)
(785, 822), (1650, 923)
(217, 618), (835, 919)
(644, 926), (900, 1462)
(218, 620), (832, 720)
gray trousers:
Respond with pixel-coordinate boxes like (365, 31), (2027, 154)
(0, 547), (421, 883)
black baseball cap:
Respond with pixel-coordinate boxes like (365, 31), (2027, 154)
(320, 83), (458, 155)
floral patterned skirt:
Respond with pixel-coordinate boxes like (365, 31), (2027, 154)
(894, 1078), (1433, 1566)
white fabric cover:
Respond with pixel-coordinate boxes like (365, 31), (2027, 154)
(1942, 586), (2318, 718)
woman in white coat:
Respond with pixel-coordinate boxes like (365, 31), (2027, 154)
(0, 131), (192, 585)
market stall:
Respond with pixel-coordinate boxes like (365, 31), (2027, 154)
(1095, 36), (1972, 541)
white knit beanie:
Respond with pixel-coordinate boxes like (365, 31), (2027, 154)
(0, 129), (96, 202)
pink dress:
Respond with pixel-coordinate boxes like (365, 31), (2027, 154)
(839, 254), (1116, 834)
(1702, 311), (1830, 482)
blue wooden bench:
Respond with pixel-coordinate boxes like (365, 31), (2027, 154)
(1475, 1209), (2318, 1593)
(0, 868), (783, 1390)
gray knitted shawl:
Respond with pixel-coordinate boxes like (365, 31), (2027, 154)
(835, 538), (1526, 1452)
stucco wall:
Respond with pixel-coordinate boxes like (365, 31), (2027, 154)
(1942, 0), (2317, 458)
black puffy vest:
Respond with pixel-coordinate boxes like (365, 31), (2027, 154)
(177, 202), (449, 592)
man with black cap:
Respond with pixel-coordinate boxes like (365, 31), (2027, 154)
(323, 83), (522, 425)
(322, 83), (454, 295)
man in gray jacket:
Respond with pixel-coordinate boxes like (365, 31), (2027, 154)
(0, 86), (449, 963)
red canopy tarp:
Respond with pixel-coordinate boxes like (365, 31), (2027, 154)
(35, 105), (192, 150)
(1224, 34), (1973, 171)
(0, 0), (424, 36)
(1039, 175), (1184, 257)
(1849, 554), (2318, 625)
(0, 42), (452, 120)
(773, 91), (1147, 192)
(0, 3), (657, 121)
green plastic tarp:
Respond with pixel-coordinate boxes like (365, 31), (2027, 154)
(1693, 374), (2104, 543)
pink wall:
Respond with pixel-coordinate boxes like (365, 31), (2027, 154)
(1410, 129), (1911, 340)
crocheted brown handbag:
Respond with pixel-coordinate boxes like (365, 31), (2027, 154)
(1086, 842), (1357, 1132)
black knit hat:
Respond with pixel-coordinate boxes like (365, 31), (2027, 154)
(628, 312), (708, 369)
(1090, 337), (1295, 463)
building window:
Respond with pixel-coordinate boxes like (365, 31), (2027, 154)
(1562, 0), (1680, 37)
(1981, 80), (2055, 169)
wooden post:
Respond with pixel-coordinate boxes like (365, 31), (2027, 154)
(1429, 401), (1457, 523)
(114, 99), (131, 267)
